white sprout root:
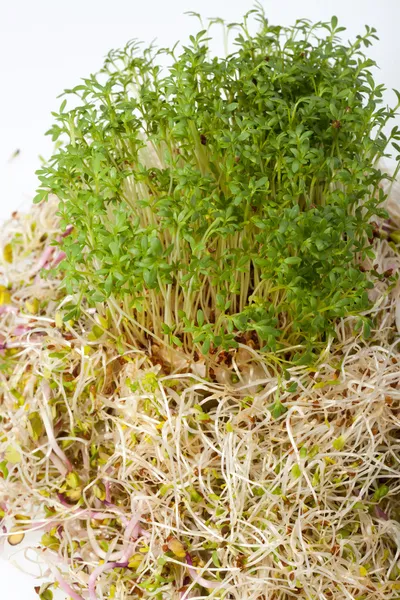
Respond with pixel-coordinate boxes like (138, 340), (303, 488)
(0, 199), (400, 600)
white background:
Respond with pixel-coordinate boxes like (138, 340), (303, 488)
(0, 0), (399, 597)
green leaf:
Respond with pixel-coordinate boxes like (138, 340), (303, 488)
(363, 320), (371, 339)
(150, 237), (163, 256)
(33, 189), (49, 204)
(66, 471), (81, 489)
(161, 323), (171, 334)
(256, 325), (280, 340)
(63, 309), (78, 322)
(5, 445), (21, 464)
(255, 176), (269, 189)
(3, 243), (13, 263)
(287, 382), (298, 393)
(284, 256), (301, 265)
(28, 412), (44, 441)
(292, 160), (300, 174)
(291, 464), (301, 479)
(48, 350), (69, 359)
(270, 402), (287, 419)
(159, 484), (172, 496)
(201, 338), (210, 355)
(0, 460), (9, 479)
(372, 485), (389, 501)
(109, 240), (120, 257)
(92, 153), (102, 174)
(359, 566), (368, 577)
(171, 335), (183, 347)
(41, 533), (59, 550)
(330, 102), (338, 118)
(88, 325), (104, 340)
(212, 550), (221, 567)
(333, 435), (346, 451)
(313, 379), (340, 390)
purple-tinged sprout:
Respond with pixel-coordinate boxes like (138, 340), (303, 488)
(87, 515), (139, 600)
(139, 525), (151, 539)
(88, 560), (129, 600)
(89, 510), (126, 521)
(49, 452), (69, 477)
(50, 567), (84, 600)
(51, 251), (67, 268)
(185, 553), (220, 590)
(31, 246), (55, 275)
(41, 381), (73, 473)
(60, 225), (74, 238)
(0, 305), (18, 315)
(120, 514), (140, 558)
(0, 340), (27, 350)
(381, 220), (395, 234)
(57, 494), (121, 522)
(104, 480), (111, 503)
(11, 325), (31, 336)
(102, 498), (130, 527)
(179, 576), (193, 600)
(89, 511), (111, 520)
(57, 493), (74, 507)
(374, 505), (389, 521)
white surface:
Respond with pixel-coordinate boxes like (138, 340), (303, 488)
(1, 0), (400, 597)
(1, 0), (400, 224)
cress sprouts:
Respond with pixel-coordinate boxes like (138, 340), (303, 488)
(2, 8), (400, 600)
(34, 9), (400, 361)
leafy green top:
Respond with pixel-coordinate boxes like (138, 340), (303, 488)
(35, 9), (400, 361)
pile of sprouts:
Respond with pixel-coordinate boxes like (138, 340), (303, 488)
(1, 7), (400, 600)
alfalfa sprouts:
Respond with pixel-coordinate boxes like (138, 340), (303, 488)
(0, 199), (400, 599)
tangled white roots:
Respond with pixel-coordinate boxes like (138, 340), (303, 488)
(0, 200), (400, 599)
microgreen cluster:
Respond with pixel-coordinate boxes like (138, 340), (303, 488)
(1, 200), (400, 599)
(35, 8), (400, 360)
(3, 8), (400, 600)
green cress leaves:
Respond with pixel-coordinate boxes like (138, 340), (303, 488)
(34, 9), (400, 360)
